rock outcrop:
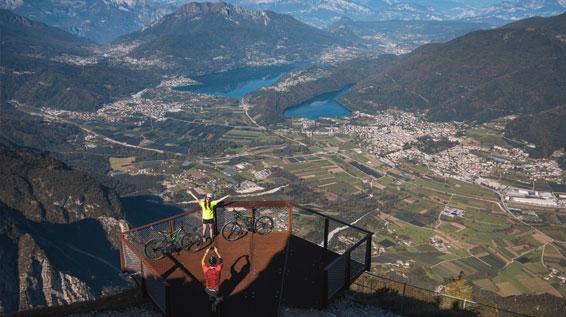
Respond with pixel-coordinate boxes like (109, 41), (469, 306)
(0, 146), (129, 314)
(0, 146), (122, 223)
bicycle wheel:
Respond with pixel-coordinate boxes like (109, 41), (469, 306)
(177, 232), (191, 251)
(144, 238), (165, 260)
(188, 235), (206, 253)
(222, 222), (244, 241)
(255, 216), (274, 234)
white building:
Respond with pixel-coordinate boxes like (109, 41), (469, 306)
(509, 197), (558, 207)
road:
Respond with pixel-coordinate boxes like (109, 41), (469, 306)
(320, 211), (372, 247)
(240, 98), (307, 146)
(21, 107), (179, 155)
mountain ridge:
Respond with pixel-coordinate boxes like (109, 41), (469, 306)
(226, 0), (566, 27)
(340, 13), (566, 123)
(0, 0), (174, 42)
(0, 10), (160, 111)
(0, 145), (129, 314)
(117, 1), (344, 74)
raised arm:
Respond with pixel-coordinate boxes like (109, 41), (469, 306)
(213, 246), (222, 260)
(201, 247), (210, 266)
(216, 194), (230, 204)
(186, 189), (200, 204)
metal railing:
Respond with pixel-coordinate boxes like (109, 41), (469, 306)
(290, 204), (373, 307)
(120, 220), (175, 315)
(351, 272), (532, 317)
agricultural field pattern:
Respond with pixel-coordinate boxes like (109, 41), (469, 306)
(22, 71), (566, 302)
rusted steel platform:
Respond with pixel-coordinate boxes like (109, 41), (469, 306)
(147, 232), (288, 317)
(120, 202), (373, 317)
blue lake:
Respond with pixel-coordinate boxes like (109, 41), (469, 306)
(283, 86), (352, 120)
(175, 63), (303, 98)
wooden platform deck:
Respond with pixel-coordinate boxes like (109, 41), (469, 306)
(145, 232), (339, 317)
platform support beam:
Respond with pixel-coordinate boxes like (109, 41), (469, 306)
(365, 234), (372, 271)
(321, 269), (328, 308)
(345, 251), (351, 286)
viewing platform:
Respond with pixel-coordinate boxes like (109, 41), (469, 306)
(119, 201), (372, 317)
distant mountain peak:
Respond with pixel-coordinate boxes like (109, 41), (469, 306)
(0, 0), (175, 42)
(117, 1), (341, 74)
(171, 1), (271, 22)
(178, 1), (246, 14)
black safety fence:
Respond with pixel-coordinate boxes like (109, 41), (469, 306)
(290, 204), (373, 307)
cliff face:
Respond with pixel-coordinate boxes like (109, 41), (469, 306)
(0, 146), (122, 223)
(17, 234), (95, 310)
(0, 147), (130, 314)
(0, 227), (19, 314)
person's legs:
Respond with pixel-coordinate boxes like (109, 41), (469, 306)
(208, 223), (214, 239)
(202, 223), (207, 242)
(205, 288), (221, 312)
(212, 294), (222, 311)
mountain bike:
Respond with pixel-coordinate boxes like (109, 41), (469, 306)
(144, 226), (209, 260)
(221, 209), (274, 241)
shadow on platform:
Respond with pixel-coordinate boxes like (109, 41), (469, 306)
(146, 233), (341, 317)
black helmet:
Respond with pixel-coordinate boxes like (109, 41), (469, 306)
(208, 255), (217, 266)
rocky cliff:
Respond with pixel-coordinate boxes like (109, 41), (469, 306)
(0, 146), (130, 314)
(0, 146), (122, 223)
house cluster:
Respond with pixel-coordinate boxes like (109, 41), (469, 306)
(430, 237), (448, 252)
(341, 111), (460, 155)
(235, 180), (264, 194)
(222, 162), (252, 177)
(442, 207), (465, 218)
(544, 268), (566, 284)
(253, 168), (272, 180)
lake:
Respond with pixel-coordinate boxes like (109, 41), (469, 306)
(175, 63), (303, 98)
(283, 85), (352, 120)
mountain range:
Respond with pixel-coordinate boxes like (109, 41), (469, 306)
(224, 0), (443, 27)
(458, 0), (566, 24)
(226, 0), (566, 27)
(329, 16), (491, 54)
(0, 1), (565, 314)
(115, 2), (343, 74)
(0, 0), (174, 42)
(340, 13), (566, 122)
(0, 9), (159, 111)
(2, 1), (564, 43)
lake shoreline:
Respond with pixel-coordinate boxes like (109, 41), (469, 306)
(174, 63), (305, 98)
(283, 84), (353, 120)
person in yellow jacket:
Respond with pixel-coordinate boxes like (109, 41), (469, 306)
(187, 190), (230, 241)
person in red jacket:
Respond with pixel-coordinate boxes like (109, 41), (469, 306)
(201, 246), (223, 311)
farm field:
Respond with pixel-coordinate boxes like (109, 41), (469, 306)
(109, 156), (136, 172)
(281, 154), (366, 196)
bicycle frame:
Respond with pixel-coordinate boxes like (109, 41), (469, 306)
(233, 211), (255, 230)
(156, 227), (183, 244)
